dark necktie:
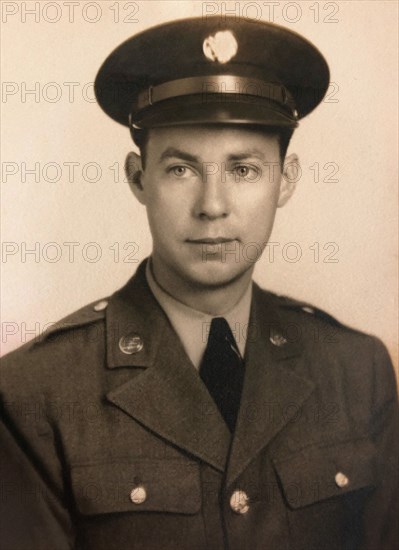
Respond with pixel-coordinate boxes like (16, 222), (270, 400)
(199, 317), (245, 432)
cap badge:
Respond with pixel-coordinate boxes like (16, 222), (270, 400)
(203, 30), (238, 64)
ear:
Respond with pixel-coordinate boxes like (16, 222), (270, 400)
(278, 153), (300, 207)
(125, 152), (146, 205)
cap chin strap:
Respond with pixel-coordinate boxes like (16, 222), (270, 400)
(135, 75), (297, 113)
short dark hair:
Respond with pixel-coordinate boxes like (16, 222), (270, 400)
(131, 125), (294, 169)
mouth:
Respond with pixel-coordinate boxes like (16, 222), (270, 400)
(187, 237), (237, 245)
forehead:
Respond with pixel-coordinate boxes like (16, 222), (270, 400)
(145, 125), (280, 158)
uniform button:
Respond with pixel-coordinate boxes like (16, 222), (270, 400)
(119, 333), (144, 354)
(93, 300), (108, 312)
(130, 485), (147, 504)
(335, 472), (349, 488)
(230, 489), (249, 514)
(270, 332), (287, 347)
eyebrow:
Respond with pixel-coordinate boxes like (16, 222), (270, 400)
(158, 147), (268, 164)
(159, 148), (200, 164)
(227, 150), (266, 161)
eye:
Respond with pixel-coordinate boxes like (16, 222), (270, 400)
(235, 165), (250, 177)
(168, 165), (192, 178)
(233, 164), (260, 180)
(173, 166), (186, 176)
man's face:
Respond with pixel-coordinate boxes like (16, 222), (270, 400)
(128, 125), (296, 289)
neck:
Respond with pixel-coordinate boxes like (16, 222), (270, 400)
(150, 258), (253, 316)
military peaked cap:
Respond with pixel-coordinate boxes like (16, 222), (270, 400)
(95, 16), (330, 129)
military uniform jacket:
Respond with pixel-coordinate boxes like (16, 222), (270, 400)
(1, 261), (398, 550)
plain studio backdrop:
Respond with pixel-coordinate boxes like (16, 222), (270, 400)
(1, 1), (398, 375)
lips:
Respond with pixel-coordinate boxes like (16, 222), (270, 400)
(187, 237), (236, 244)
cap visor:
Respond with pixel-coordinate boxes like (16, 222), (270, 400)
(133, 97), (298, 129)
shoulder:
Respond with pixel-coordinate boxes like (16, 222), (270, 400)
(256, 286), (397, 404)
(276, 292), (366, 339)
(0, 297), (110, 388)
(254, 284), (393, 367)
(258, 286), (366, 334)
(4, 297), (109, 354)
(256, 284), (358, 330)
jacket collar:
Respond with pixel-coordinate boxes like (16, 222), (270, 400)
(105, 260), (231, 472)
(225, 285), (315, 487)
(104, 260), (315, 478)
(105, 259), (167, 369)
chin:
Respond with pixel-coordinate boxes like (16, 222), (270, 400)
(178, 259), (252, 290)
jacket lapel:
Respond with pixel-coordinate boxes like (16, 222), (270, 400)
(103, 262), (314, 480)
(226, 285), (315, 487)
(104, 261), (231, 473)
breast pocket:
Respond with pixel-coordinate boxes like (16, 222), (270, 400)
(272, 438), (377, 550)
(273, 437), (376, 509)
(70, 458), (201, 516)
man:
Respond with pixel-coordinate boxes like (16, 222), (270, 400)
(1, 15), (397, 550)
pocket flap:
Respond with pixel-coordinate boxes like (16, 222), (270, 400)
(273, 438), (376, 509)
(71, 459), (201, 515)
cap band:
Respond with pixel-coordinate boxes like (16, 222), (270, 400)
(136, 75), (296, 113)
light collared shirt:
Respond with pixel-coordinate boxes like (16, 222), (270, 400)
(145, 260), (252, 369)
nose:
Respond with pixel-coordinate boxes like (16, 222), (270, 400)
(193, 166), (230, 220)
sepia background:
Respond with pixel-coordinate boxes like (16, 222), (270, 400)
(1, 1), (398, 374)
